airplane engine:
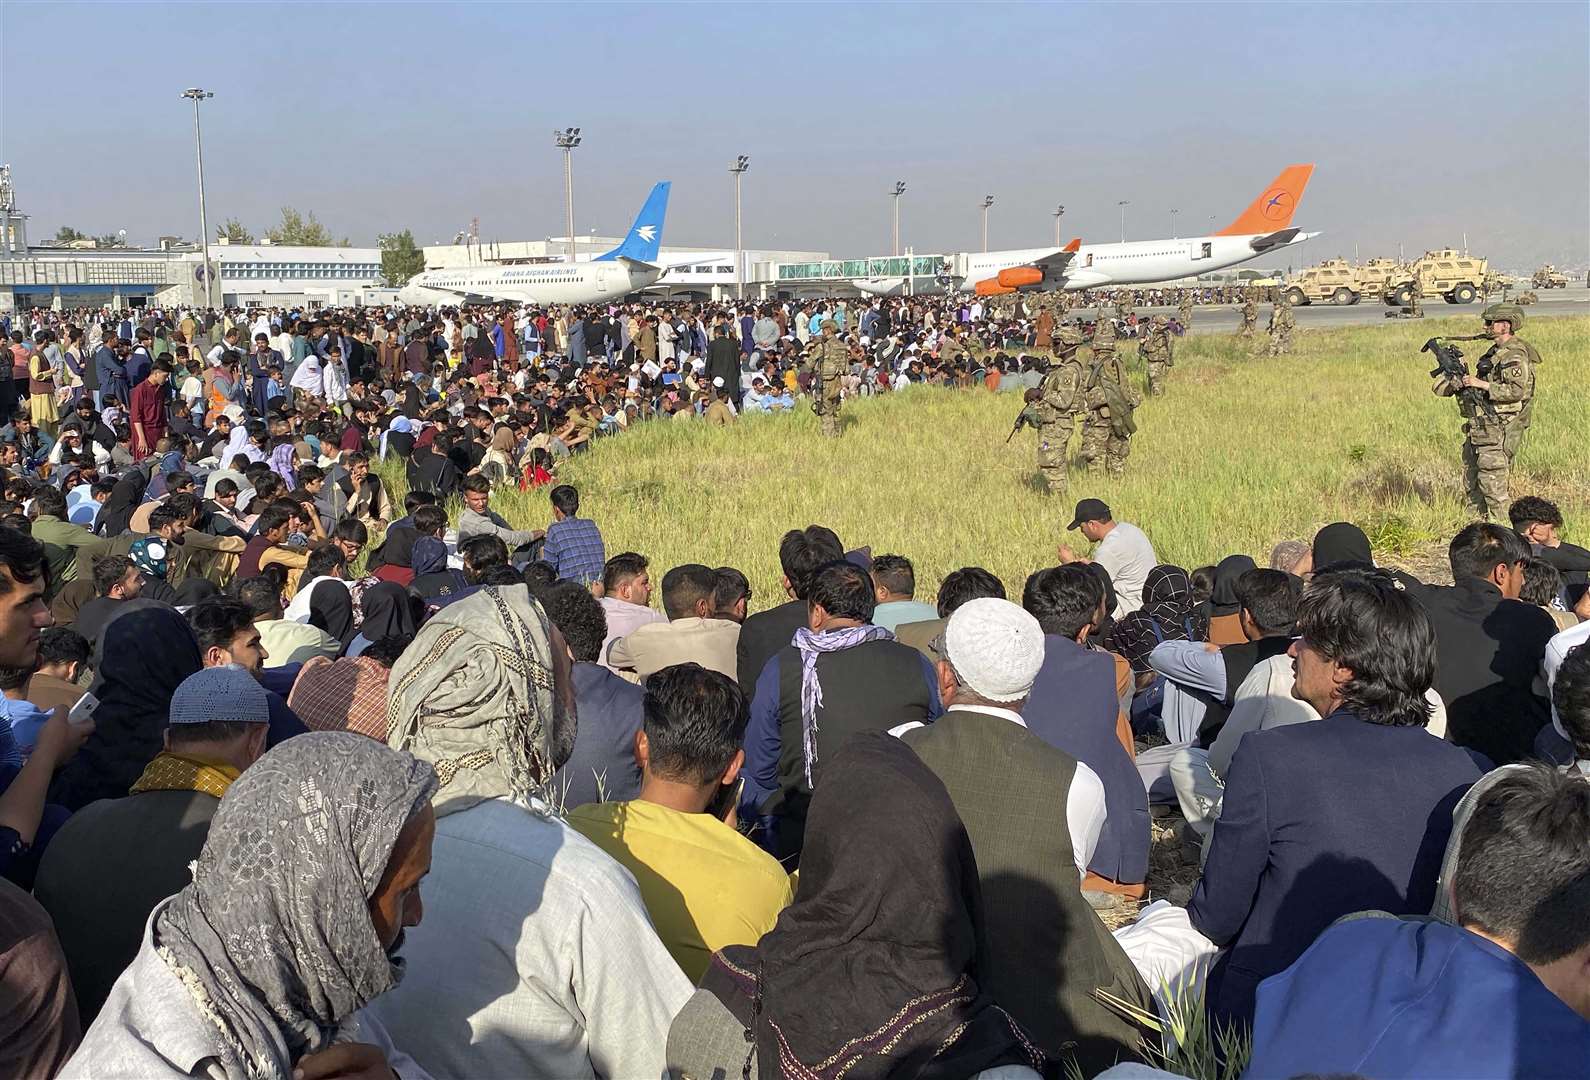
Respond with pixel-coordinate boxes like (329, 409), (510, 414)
(974, 279), (1016, 296)
(996, 266), (1045, 288)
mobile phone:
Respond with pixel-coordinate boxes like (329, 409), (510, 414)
(68, 692), (100, 725)
(708, 776), (745, 823)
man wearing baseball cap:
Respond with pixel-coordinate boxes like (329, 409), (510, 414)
(34, 665), (272, 1023)
(1059, 498), (1158, 617)
(901, 598), (1150, 1070)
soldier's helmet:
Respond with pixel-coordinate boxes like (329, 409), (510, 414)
(1151, 315), (1168, 327)
(821, 318), (837, 331)
(1481, 303), (1524, 330)
(1055, 326), (1085, 348)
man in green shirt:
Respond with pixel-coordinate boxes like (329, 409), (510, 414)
(569, 664), (792, 982)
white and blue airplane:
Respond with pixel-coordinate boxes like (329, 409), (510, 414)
(398, 182), (703, 306)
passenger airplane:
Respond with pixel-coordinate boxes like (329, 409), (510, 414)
(853, 165), (1318, 297)
(397, 182), (706, 307)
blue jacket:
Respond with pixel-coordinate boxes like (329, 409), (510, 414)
(93, 345), (127, 397)
(1187, 710), (1481, 1024)
(1246, 916), (1590, 1079)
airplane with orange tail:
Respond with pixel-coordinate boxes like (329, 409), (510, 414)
(853, 165), (1317, 297)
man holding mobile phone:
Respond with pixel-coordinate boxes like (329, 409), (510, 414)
(568, 663), (792, 983)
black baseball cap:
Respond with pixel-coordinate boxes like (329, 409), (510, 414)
(1067, 498), (1111, 531)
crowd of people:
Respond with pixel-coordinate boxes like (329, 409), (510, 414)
(0, 293), (1588, 1079)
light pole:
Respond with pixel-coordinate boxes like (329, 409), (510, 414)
(181, 88), (215, 309)
(1053, 204), (1065, 247)
(981, 194), (994, 253)
(554, 127), (581, 262)
(1117, 200), (1129, 243)
(729, 155), (750, 300)
(1170, 208), (1179, 238)
(891, 180), (906, 257)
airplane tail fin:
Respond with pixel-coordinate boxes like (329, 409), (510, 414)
(1214, 164), (1314, 236)
(596, 181), (670, 263)
(1063, 238), (1081, 252)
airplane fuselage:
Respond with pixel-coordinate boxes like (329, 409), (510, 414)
(397, 260), (661, 307)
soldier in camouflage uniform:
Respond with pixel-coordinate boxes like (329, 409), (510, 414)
(809, 318), (849, 438)
(1115, 292), (1133, 324)
(1080, 326), (1138, 476)
(1177, 293), (1194, 328)
(1266, 293), (1296, 357)
(1035, 326), (1086, 494)
(1433, 303), (1539, 520)
(1239, 291), (1259, 338)
(1140, 313), (1174, 395)
(1408, 277), (1424, 319)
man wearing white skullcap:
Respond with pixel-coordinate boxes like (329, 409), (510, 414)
(901, 596), (1149, 1066)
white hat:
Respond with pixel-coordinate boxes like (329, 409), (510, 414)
(712, 376), (725, 387)
(943, 597), (1044, 702)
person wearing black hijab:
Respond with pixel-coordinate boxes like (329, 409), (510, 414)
(344, 582), (418, 659)
(1310, 521), (1375, 573)
(93, 464), (150, 539)
(307, 580), (356, 648)
(1207, 554), (1258, 646)
(670, 732), (1062, 1080)
(48, 602), (202, 811)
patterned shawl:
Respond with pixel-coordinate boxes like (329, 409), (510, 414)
(155, 732), (437, 1080)
(790, 624), (894, 786)
(385, 585), (563, 817)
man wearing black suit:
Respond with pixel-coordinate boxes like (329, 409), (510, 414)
(1187, 566), (1482, 1026)
(705, 324), (742, 408)
(735, 524), (843, 695)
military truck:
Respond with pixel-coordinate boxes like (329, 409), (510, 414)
(1283, 257), (1405, 306)
(1382, 249), (1487, 306)
(1532, 265), (1569, 289)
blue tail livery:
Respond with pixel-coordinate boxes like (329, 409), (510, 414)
(596, 181), (670, 263)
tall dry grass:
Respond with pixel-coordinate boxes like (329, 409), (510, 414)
(386, 313), (1588, 609)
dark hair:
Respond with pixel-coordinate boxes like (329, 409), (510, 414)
(460, 534), (508, 583)
(93, 553), (135, 596)
(806, 560), (876, 622)
(1235, 568), (1303, 636)
(303, 544), (347, 581)
(870, 554), (915, 599)
(1519, 557), (1563, 608)
(660, 564), (719, 621)
(602, 552), (650, 595)
(711, 566), (749, 618)
(549, 484), (579, 516)
(297, 464), (324, 487)
(1022, 565), (1104, 639)
(1295, 567), (1434, 727)
(0, 527), (46, 597)
(253, 503), (293, 536)
(165, 492), (199, 521)
(36, 626), (90, 669)
(167, 470), (195, 492)
(236, 575), (284, 619)
(188, 595), (255, 653)
(148, 504), (185, 533)
(1189, 565), (1216, 605)
(332, 517), (368, 546)
(361, 633), (414, 668)
(403, 490), (438, 514)
(31, 485), (67, 519)
(1449, 522), (1530, 583)
(481, 565), (524, 587)
(1452, 765), (1590, 964)
(936, 566), (1006, 619)
(1554, 644), (1590, 760)
(461, 473), (491, 496)
(641, 663), (748, 786)
(1508, 495), (1563, 531)
(412, 504), (448, 537)
(169, 719), (263, 748)
(538, 581), (607, 662)
(778, 525), (844, 600)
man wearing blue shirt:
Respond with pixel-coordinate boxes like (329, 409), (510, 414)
(542, 484), (606, 587)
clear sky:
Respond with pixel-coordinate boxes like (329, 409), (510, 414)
(3, 2), (1586, 270)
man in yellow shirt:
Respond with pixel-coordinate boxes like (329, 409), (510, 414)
(569, 664), (792, 982)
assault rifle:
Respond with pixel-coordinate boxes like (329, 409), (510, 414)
(1422, 336), (1497, 421)
(1007, 407), (1040, 443)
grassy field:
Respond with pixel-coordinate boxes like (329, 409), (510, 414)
(394, 313), (1589, 609)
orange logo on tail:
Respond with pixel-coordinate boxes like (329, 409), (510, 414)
(1216, 165), (1314, 236)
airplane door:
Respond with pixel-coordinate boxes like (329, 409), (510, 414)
(596, 267), (610, 293)
(1191, 242), (1213, 261)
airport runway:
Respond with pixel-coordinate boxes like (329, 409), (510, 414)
(1071, 289), (1588, 336)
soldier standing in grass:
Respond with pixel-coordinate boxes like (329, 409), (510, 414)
(1081, 327), (1138, 476)
(1266, 293), (1295, 357)
(1239, 291), (1259, 339)
(809, 318), (848, 438)
(1433, 303), (1538, 520)
(1140, 314), (1174, 395)
(1035, 327), (1086, 494)
(1409, 277), (1425, 319)
(1177, 292), (1194, 329)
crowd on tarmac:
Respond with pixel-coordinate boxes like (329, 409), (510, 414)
(0, 287), (1587, 1079)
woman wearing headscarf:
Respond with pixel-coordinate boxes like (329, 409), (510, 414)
(48, 603), (202, 812)
(93, 464), (150, 538)
(670, 732), (1058, 1079)
(1206, 553), (1258, 646)
(367, 526), (419, 586)
(304, 578), (357, 647)
(60, 732), (439, 1080)
(128, 535), (178, 605)
(1107, 565), (1207, 680)
(408, 537), (468, 602)
(1310, 521), (1374, 573)
(344, 581), (418, 659)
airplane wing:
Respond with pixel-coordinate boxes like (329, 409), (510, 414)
(1247, 227), (1303, 253)
(1029, 248), (1079, 272)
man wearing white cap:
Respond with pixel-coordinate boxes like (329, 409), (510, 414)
(901, 597), (1151, 1069)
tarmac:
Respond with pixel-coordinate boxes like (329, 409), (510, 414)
(1076, 289), (1588, 336)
